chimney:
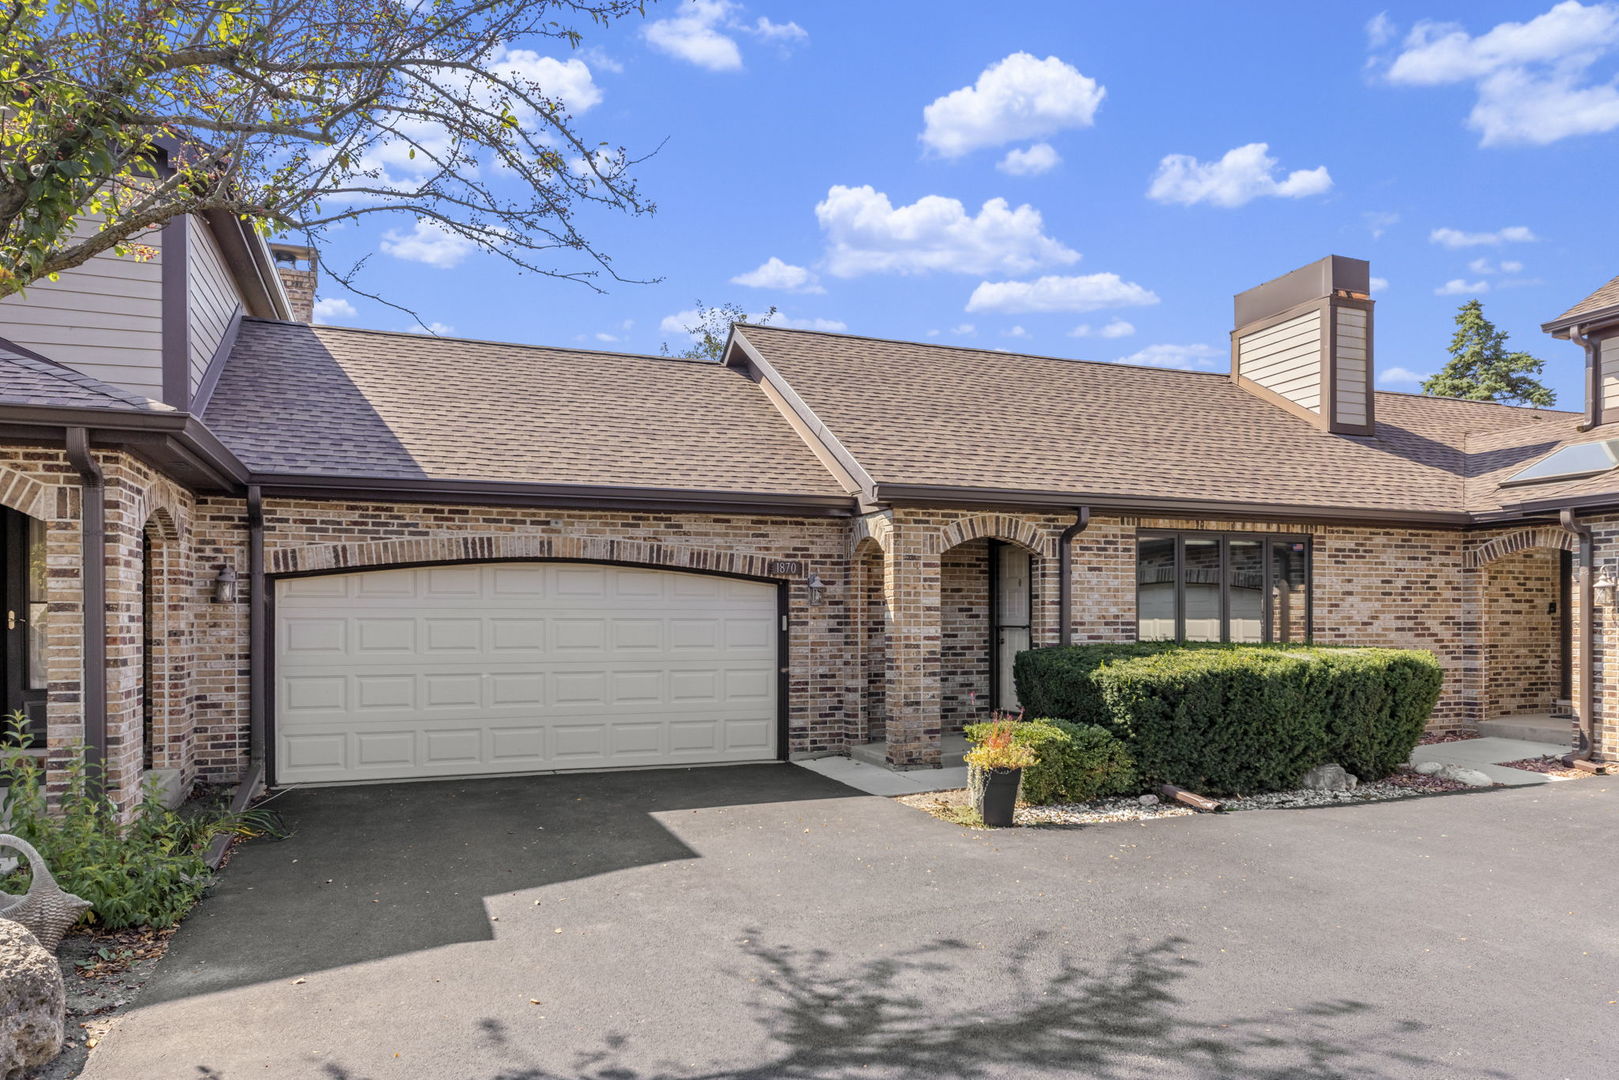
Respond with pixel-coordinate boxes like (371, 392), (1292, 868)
(1231, 255), (1374, 436)
(268, 242), (318, 322)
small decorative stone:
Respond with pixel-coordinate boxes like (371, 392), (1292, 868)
(0, 918), (66, 1077)
(1437, 764), (1493, 788)
(1299, 763), (1354, 791)
(1138, 794), (1159, 806)
(1413, 761), (1445, 775)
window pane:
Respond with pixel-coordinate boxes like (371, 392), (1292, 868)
(1136, 536), (1176, 640)
(1229, 539), (1264, 642)
(1183, 538), (1221, 641)
(27, 516), (47, 690)
(1269, 540), (1309, 643)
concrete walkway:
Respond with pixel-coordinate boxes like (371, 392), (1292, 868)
(1408, 735), (1572, 787)
(79, 764), (1619, 1080)
(794, 754), (969, 795)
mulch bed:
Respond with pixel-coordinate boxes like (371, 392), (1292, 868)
(32, 925), (178, 1079)
(1417, 731), (1480, 745)
(1496, 755), (1589, 779)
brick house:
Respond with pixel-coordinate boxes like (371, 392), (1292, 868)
(2, 219), (1617, 809)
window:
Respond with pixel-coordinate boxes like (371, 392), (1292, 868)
(1136, 531), (1311, 643)
(1504, 439), (1619, 485)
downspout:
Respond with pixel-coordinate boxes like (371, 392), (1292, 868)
(1572, 325), (1597, 431)
(247, 485), (267, 778)
(1057, 507), (1092, 647)
(1558, 509), (1600, 767)
(64, 428), (107, 782)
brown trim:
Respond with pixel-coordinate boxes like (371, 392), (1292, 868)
(249, 473), (857, 516)
(1543, 303), (1619, 336)
(871, 483), (1473, 526)
(63, 428), (107, 785)
(199, 209), (291, 320)
(0, 335), (65, 367)
(1056, 507), (1090, 647)
(160, 217), (190, 410)
(188, 306), (244, 417)
(1326, 296), (1376, 437)
(1232, 372), (1325, 428)
(247, 485), (266, 778)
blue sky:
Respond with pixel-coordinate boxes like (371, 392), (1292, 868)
(309, 1), (1619, 409)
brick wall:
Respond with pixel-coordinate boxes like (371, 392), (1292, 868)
(939, 539), (988, 731)
(1482, 548), (1561, 718)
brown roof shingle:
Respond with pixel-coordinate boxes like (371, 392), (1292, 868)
(202, 320), (848, 497)
(738, 324), (1576, 517)
(1546, 273), (1619, 330)
(0, 339), (173, 413)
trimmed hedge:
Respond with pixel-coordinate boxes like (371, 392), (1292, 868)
(1013, 643), (1442, 795)
(964, 717), (1136, 804)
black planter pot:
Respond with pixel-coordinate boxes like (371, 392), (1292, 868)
(976, 767), (1022, 827)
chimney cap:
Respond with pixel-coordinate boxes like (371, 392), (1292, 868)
(1234, 255), (1369, 327)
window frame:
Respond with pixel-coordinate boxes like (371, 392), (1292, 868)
(1135, 529), (1313, 644)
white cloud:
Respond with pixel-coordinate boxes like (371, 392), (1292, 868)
(1100, 319), (1135, 338)
(815, 185), (1079, 277)
(1370, 276), (1390, 293)
(1429, 225), (1538, 247)
(997, 143), (1061, 176)
(1113, 344), (1223, 371)
(311, 298), (356, 323)
(949, 323), (976, 336)
(778, 314), (847, 332)
(1364, 210), (1400, 238)
(493, 50), (602, 113)
(380, 218), (479, 268)
(659, 308), (842, 343)
(965, 273), (1160, 315)
(1003, 325), (1029, 338)
(1367, 12), (1397, 48)
(1378, 365), (1431, 386)
(642, 1), (806, 71)
(1383, 2), (1619, 145)
(1147, 143), (1333, 208)
(920, 53), (1105, 157)
(404, 321), (455, 336)
(730, 256), (824, 293)
(595, 331), (621, 343)
(1435, 278), (1490, 295)
(1469, 257), (1527, 274)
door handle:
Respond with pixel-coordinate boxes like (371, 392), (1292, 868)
(6, 610), (13, 630)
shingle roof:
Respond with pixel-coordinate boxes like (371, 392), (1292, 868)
(1546, 273), (1619, 330)
(0, 339), (173, 412)
(737, 324), (1576, 517)
(201, 319), (849, 496)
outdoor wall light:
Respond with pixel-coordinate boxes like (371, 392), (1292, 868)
(212, 566), (240, 604)
(806, 573), (826, 605)
(1595, 564), (1618, 607)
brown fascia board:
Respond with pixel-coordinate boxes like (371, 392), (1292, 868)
(870, 483), (1474, 527)
(1491, 488), (1619, 517)
(200, 209), (292, 320)
(1542, 305), (1619, 337)
(246, 472), (858, 517)
(725, 329), (877, 500)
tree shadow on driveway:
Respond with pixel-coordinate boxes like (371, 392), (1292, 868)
(146, 764), (859, 1004)
(298, 934), (1485, 1080)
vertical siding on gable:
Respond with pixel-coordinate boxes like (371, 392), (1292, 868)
(1334, 306), (1369, 428)
(1602, 335), (1619, 417)
(1237, 309), (1322, 412)
(187, 216), (243, 396)
(0, 220), (164, 398)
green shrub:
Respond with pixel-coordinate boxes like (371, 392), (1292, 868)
(1016, 643), (1442, 795)
(1, 717), (282, 930)
(964, 716), (1137, 804)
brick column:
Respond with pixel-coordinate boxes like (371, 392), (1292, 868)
(883, 528), (942, 768)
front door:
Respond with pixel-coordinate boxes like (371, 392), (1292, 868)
(990, 542), (1032, 712)
(0, 507), (46, 745)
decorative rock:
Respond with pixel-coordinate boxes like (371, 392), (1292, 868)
(0, 918), (66, 1078)
(1413, 760), (1445, 775)
(1138, 794), (1159, 806)
(1437, 764), (1493, 788)
(1299, 763), (1355, 792)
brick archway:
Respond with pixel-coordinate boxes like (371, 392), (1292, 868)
(268, 533), (799, 581)
(0, 466), (50, 522)
(1466, 526), (1578, 569)
(936, 513), (1054, 559)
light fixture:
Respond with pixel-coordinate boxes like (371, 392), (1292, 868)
(805, 573), (826, 605)
(212, 566), (240, 604)
(1595, 564), (1617, 607)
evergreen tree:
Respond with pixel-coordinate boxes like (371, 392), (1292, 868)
(1421, 299), (1555, 406)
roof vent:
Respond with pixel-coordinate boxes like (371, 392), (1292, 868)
(1231, 255), (1374, 436)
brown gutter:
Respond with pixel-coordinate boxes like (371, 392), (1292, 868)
(1558, 509), (1599, 766)
(247, 485), (267, 778)
(1571, 325), (1597, 431)
(63, 428), (107, 784)
(1057, 507), (1090, 646)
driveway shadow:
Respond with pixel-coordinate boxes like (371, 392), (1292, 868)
(298, 934), (1483, 1080)
(147, 764), (858, 1004)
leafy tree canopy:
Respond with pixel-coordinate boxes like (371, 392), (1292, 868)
(1421, 298), (1556, 407)
(661, 301), (776, 362)
(0, 0), (654, 306)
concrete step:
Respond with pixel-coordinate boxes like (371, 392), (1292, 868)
(1476, 717), (1571, 745)
(850, 735), (970, 770)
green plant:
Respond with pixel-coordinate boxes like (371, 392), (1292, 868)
(0, 714), (283, 930)
(964, 717), (1136, 804)
(962, 720), (1037, 772)
(1014, 643), (1442, 795)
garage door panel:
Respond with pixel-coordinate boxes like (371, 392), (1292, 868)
(276, 562), (780, 783)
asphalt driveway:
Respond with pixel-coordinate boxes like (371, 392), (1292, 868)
(81, 764), (1617, 1080)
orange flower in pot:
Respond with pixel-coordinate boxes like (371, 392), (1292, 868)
(964, 721), (1037, 827)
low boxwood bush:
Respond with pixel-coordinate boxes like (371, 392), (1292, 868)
(1015, 643), (1442, 795)
(1, 717), (283, 929)
(964, 716), (1137, 804)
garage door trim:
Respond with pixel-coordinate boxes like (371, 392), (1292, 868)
(265, 557), (790, 786)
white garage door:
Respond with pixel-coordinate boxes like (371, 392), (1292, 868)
(274, 562), (780, 784)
